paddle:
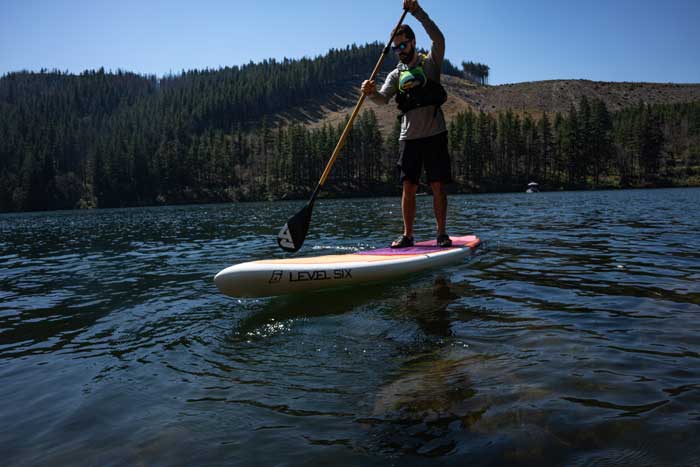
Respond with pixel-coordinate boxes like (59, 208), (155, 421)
(277, 9), (410, 253)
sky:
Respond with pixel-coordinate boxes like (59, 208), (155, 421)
(1, 0), (699, 85)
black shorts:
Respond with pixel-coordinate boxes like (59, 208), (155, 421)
(397, 131), (452, 185)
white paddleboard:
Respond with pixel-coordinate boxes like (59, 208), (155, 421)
(214, 235), (482, 298)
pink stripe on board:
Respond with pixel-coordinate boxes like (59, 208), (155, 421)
(357, 235), (479, 256)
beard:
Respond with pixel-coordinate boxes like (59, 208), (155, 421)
(398, 47), (416, 65)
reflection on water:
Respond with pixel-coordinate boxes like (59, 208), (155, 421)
(1, 189), (700, 466)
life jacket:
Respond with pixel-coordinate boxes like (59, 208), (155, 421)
(395, 53), (448, 117)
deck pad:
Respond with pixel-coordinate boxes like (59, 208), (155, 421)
(358, 235), (479, 256)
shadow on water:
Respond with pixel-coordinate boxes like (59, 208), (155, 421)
(328, 235), (700, 464)
(230, 282), (398, 340)
(227, 270), (507, 459)
(228, 264), (479, 345)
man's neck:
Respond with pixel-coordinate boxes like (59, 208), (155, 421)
(402, 52), (420, 69)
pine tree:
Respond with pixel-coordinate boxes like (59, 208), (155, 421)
(590, 99), (614, 185)
(578, 96), (593, 185)
(522, 113), (539, 181)
(552, 112), (566, 187)
(476, 111), (493, 184)
(639, 105), (665, 183)
(461, 110), (476, 184)
(538, 113), (553, 184)
(384, 119), (401, 183)
(563, 104), (582, 185)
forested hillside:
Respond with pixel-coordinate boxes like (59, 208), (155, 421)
(1, 42), (699, 212)
(449, 99), (700, 191)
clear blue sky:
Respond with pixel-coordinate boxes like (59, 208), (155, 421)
(1, 0), (699, 85)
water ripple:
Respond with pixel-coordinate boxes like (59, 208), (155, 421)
(2, 189), (700, 466)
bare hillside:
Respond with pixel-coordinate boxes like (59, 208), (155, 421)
(280, 76), (700, 137)
(453, 78), (700, 114)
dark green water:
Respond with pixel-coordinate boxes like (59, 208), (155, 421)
(1, 188), (700, 466)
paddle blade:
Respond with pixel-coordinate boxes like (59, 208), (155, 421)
(277, 202), (314, 252)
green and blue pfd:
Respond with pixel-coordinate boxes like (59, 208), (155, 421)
(395, 53), (448, 116)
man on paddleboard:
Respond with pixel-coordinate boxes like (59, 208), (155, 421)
(362, 0), (451, 248)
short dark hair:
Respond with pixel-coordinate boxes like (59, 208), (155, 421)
(393, 24), (415, 41)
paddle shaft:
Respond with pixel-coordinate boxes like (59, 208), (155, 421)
(311, 9), (409, 197)
(277, 9), (410, 252)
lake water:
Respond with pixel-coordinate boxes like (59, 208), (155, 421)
(1, 188), (700, 466)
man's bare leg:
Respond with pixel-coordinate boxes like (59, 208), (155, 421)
(431, 181), (447, 236)
(402, 180), (418, 238)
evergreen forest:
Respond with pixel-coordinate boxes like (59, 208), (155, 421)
(1, 43), (699, 212)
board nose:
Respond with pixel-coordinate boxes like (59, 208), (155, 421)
(213, 270), (223, 291)
(213, 268), (230, 294)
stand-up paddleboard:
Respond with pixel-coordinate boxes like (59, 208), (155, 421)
(214, 235), (482, 298)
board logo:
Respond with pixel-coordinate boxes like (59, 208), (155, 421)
(288, 269), (352, 282)
(277, 224), (295, 250)
(268, 270), (283, 284)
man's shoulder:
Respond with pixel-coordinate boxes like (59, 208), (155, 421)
(385, 68), (400, 80)
(423, 53), (440, 70)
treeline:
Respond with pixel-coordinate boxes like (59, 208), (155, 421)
(461, 61), (490, 85)
(448, 98), (700, 191)
(0, 42), (466, 211)
(1, 43), (699, 212)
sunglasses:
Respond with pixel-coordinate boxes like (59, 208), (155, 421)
(391, 40), (410, 52)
